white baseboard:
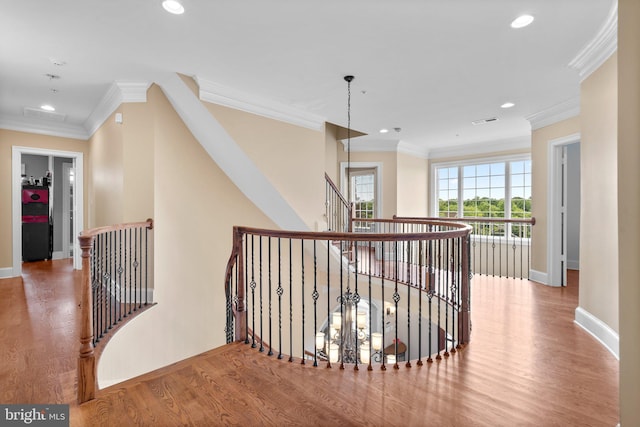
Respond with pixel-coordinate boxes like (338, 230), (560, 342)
(567, 260), (580, 270)
(529, 269), (548, 285)
(574, 306), (619, 359)
(52, 251), (64, 260)
(0, 267), (16, 279)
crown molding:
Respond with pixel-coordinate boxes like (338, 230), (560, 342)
(525, 97), (580, 131)
(339, 138), (430, 159)
(568, 0), (617, 82)
(397, 141), (430, 159)
(195, 76), (325, 131)
(428, 135), (531, 160)
(341, 138), (399, 153)
(0, 113), (89, 140)
(84, 81), (150, 137)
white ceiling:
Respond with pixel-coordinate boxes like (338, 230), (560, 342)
(0, 0), (614, 155)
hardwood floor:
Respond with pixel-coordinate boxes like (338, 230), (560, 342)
(1, 263), (618, 426)
(0, 259), (80, 404)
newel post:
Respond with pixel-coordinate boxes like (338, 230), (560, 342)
(459, 234), (471, 345)
(234, 228), (247, 343)
(77, 234), (96, 404)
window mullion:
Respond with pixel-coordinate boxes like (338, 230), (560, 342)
(505, 161), (512, 237)
(457, 166), (463, 217)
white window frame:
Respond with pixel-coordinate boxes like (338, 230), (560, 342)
(430, 154), (532, 242)
(340, 162), (383, 220)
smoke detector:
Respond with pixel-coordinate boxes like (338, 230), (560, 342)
(471, 117), (498, 125)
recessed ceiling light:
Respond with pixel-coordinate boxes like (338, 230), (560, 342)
(379, 129), (389, 134)
(162, 0), (185, 14)
(41, 104), (55, 112)
(501, 102), (515, 109)
(511, 15), (534, 29)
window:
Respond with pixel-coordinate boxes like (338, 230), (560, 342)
(350, 169), (376, 220)
(434, 157), (532, 236)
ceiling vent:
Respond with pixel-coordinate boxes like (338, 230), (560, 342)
(471, 117), (498, 125)
(24, 107), (66, 122)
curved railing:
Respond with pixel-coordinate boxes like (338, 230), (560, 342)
(77, 219), (154, 403)
(225, 218), (471, 371)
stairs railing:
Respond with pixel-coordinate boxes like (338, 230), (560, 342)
(395, 216), (535, 280)
(225, 218), (471, 371)
(325, 173), (353, 233)
(77, 219), (154, 404)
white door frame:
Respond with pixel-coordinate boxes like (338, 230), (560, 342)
(12, 146), (84, 276)
(547, 133), (580, 287)
(62, 162), (73, 258)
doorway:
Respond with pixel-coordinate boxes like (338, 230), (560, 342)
(547, 134), (581, 287)
(11, 146), (84, 276)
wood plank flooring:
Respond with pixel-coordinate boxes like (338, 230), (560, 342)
(1, 263), (618, 426)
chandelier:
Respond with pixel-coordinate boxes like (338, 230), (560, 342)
(314, 75), (384, 367)
(315, 290), (383, 365)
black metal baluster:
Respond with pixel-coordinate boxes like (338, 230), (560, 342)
(144, 226), (149, 305)
(380, 241), (386, 371)
(367, 240), (373, 371)
(513, 230), (517, 280)
(116, 230), (121, 322)
(245, 234), (250, 345)
(405, 240), (411, 368)
(393, 241), (400, 369)
(353, 239), (360, 371)
(326, 238), (331, 368)
(277, 238), (283, 359)
(436, 238), (442, 360)
(527, 223), (531, 279)
(339, 239), (344, 370)
(289, 239), (293, 362)
(520, 225), (524, 279)
(417, 239), (424, 366)
(250, 235), (256, 348)
(300, 239), (305, 365)
(450, 239), (457, 355)
(444, 238), (450, 358)
(108, 231), (113, 330)
(126, 229), (131, 316)
(312, 240), (318, 367)
(268, 237), (274, 356)
(259, 236), (264, 353)
(133, 228), (138, 312)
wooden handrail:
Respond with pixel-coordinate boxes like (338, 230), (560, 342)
(233, 221), (471, 243)
(325, 173), (349, 208)
(79, 218), (154, 238)
(393, 215), (536, 226)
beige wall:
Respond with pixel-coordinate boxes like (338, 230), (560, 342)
(618, 0), (640, 423)
(0, 129), (89, 269)
(99, 84), (325, 383)
(121, 102), (155, 223)
(88, 111), (124, 227)
(579, 53), (618, 333)
(530, 117), (580, 274)
(203, 102), (325, 231)
(396, 152), (428, 217)
(88, 102), (155, 228)
(324, 123), (340, 184)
